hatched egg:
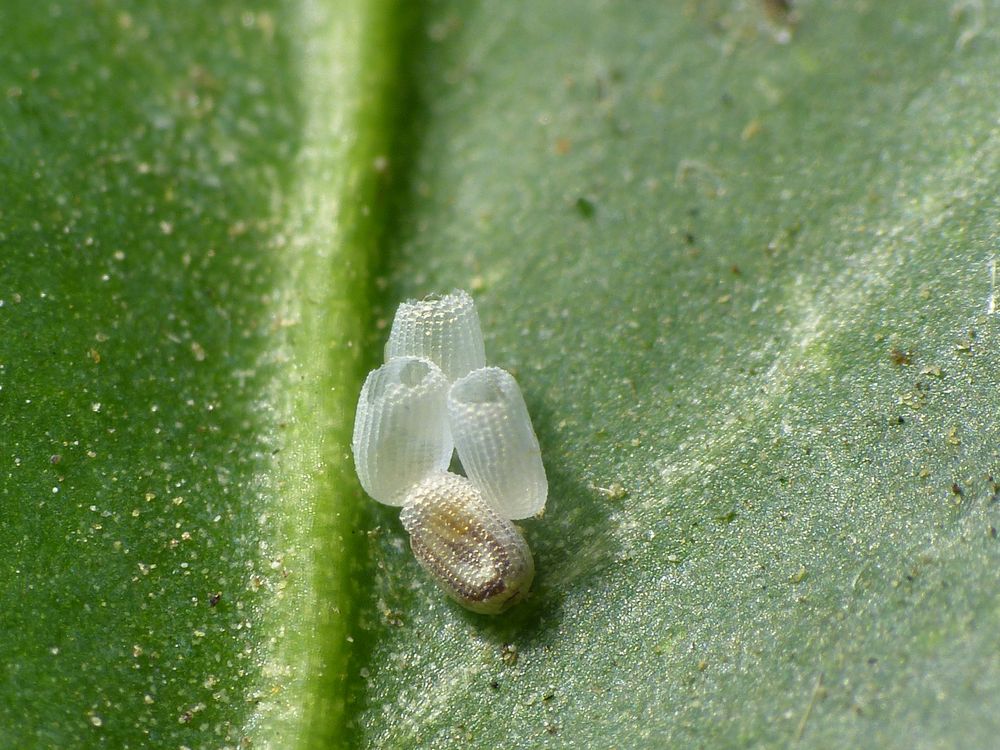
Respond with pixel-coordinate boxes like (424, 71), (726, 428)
(448, 367), (547, 520)
(385, 289), (486, 382)
(400, 472), (535, 615)
(352, 356), (453, 505)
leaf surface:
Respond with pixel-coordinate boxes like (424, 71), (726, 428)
(2, 2), (999, 749)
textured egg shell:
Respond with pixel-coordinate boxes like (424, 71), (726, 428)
(384, 289), (486, 382)
(448, 367), (547, 520)
(351, 357), (453, 506)
(400, 472), (534, 615)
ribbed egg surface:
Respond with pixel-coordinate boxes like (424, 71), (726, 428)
(400, 472), (535, 615)
(384, 289), (486, 382)
(448, 366), (548, 520)
(351, 356), (452, 506)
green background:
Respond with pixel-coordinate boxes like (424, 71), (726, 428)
(2, 1), (998, 748)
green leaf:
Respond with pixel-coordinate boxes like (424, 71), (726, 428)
(3, 1), (999, 749)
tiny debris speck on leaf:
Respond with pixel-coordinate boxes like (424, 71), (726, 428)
(890, 348), (912, 366)
(501, 643), (518, 666)
(575, 196), (596, 219)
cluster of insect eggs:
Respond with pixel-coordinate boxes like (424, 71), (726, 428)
(352, 290), (547, 614)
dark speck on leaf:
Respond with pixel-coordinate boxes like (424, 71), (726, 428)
(715, 510), (738, 524)
(762, 0), (792, 15)
(890, 348), (912, 366)
(209, 592), (222, 607)
(575, 197), (596, 219)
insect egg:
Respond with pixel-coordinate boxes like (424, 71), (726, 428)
(384, 289), (486, 382)
(351, 356), (453, 506)
(448, 366), (547, 520)
(400, 472), (535, 615)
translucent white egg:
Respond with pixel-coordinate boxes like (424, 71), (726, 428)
(351, 356), (453, 506)
(384, 289), (486, 382)
(400, 472), (534, 614)
(448, 367), (548, 520)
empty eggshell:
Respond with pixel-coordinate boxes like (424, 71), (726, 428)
(400, 472), (534, 614)
(384, 289), (486, 382)
(352, 357), (453, 506)
(448, 366), (547, 520)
